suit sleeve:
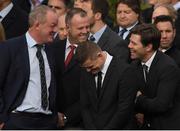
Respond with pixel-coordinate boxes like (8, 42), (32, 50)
(80, 70), (96, 129)
(0, 44), (10, 121)
(136, 65), (180, 113)
(104, 66), (137, 129)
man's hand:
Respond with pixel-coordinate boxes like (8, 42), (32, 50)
(57, 112), (65, 127)
(135, 113), (144, 125)
(0, 122), (4, 129)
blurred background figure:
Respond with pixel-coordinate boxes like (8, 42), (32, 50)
(0, 0), (29, 39)
(114, 0), (142, 42)
(154, 15), (180, 67)
(142, 0), (172, 23)
(152, 4), (177, 23)
(48, 0), (71, 17)
(0, 22), (5, 42)
(74, 0), (114, 29)
(12, 0), (47, 14)
(56, 14), (68, 40)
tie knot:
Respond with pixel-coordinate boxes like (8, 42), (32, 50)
(142, 64), (148, 72)
(121, 28), (127, 32)
(119, 28), (127, 37)
(98, 71), (102, 76)
(89, 35), (95, 42)
(69, 45), (76, 51)
(36, 44), (44, 51)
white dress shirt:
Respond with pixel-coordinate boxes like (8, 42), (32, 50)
(95, 52), (113, 87)
(15, 32), (52, 114)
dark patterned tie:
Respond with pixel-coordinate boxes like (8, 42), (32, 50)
(89, 35), (95, 42)
(97, 71), (102, 98)
(119, 28), (127, 38)
(142, 64), (148, 82)
(36, 45), (48, 110)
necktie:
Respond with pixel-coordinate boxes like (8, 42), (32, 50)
(36, 45), (48, 110)
(142, 64), (148, 82)
(97, 71), (102, 98)
(89, 35), (95, 42)
(65, 45), (76, 67)
(119, 28), (127, 38)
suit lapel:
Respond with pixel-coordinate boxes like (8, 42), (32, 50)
(98, 58), (116, 100)
(146, 51), (159, 85)
(20, 36), (30, 83)
(64, 55), (78, 72)
(2, 6), (16, 31)
(97, 26), (110, 49)
(86, 73), (98, 107)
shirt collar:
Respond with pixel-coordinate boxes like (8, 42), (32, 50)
(66, 38), (78, 49)
(101, 51), (113, 75)
(90, 25), (107, 43)
(25, 32), (38, 48)
(119, 21), (138, 32)
(173, 1), (180, 10)
(0, 2), (13, 21)
(141, 51), (157, 71)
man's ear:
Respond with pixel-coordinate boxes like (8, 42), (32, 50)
(97, 51), (103, 58)
(145, 43), (153, 52)
(34, 21), (40, 30)
(94, 12), (102, 21)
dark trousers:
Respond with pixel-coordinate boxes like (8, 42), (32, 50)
(2, 112), (58, 130)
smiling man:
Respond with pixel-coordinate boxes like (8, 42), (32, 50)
(129, 23), (180, 129)
(75, 41), (138, 129)
(51, 8), (90, 129)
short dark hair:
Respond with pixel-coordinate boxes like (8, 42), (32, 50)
(154, 15), (175, 29)
(91, 0), (109, 22)
(65, 7), (87, 25)
(75, 41), (101, 65)
(131, 24), (161, 50)
(116, 0), (142, 22)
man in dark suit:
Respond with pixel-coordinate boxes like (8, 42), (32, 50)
(0, 5), (58, 129)
(75, 41), (137, 129)
(52, 8), (90, 129)
(12, 0), (47, 14)
(154, 15), (180, 67)
(0, 0), (29, 39)
(129, 24), (180, 129)
(114, 0), (142, 42)
(81, 0), (129, 61)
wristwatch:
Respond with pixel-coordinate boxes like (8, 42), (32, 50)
(63, 115), (67, 124)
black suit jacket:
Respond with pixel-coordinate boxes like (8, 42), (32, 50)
(97, 26), (130, 62)
(80, 56), (138, 129)
(142, 6), (153, 23)
(51, 39), (82, 127)
(0, 35), (57, 122)
(12, 0), (48, 14)
(134, 51), (180, 129)
(1, 4), (28, 39)
(165, 44), (180, 67)
(174, 9), (180, 50)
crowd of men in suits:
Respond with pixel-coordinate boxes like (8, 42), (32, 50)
(0, 0), (180, 129)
